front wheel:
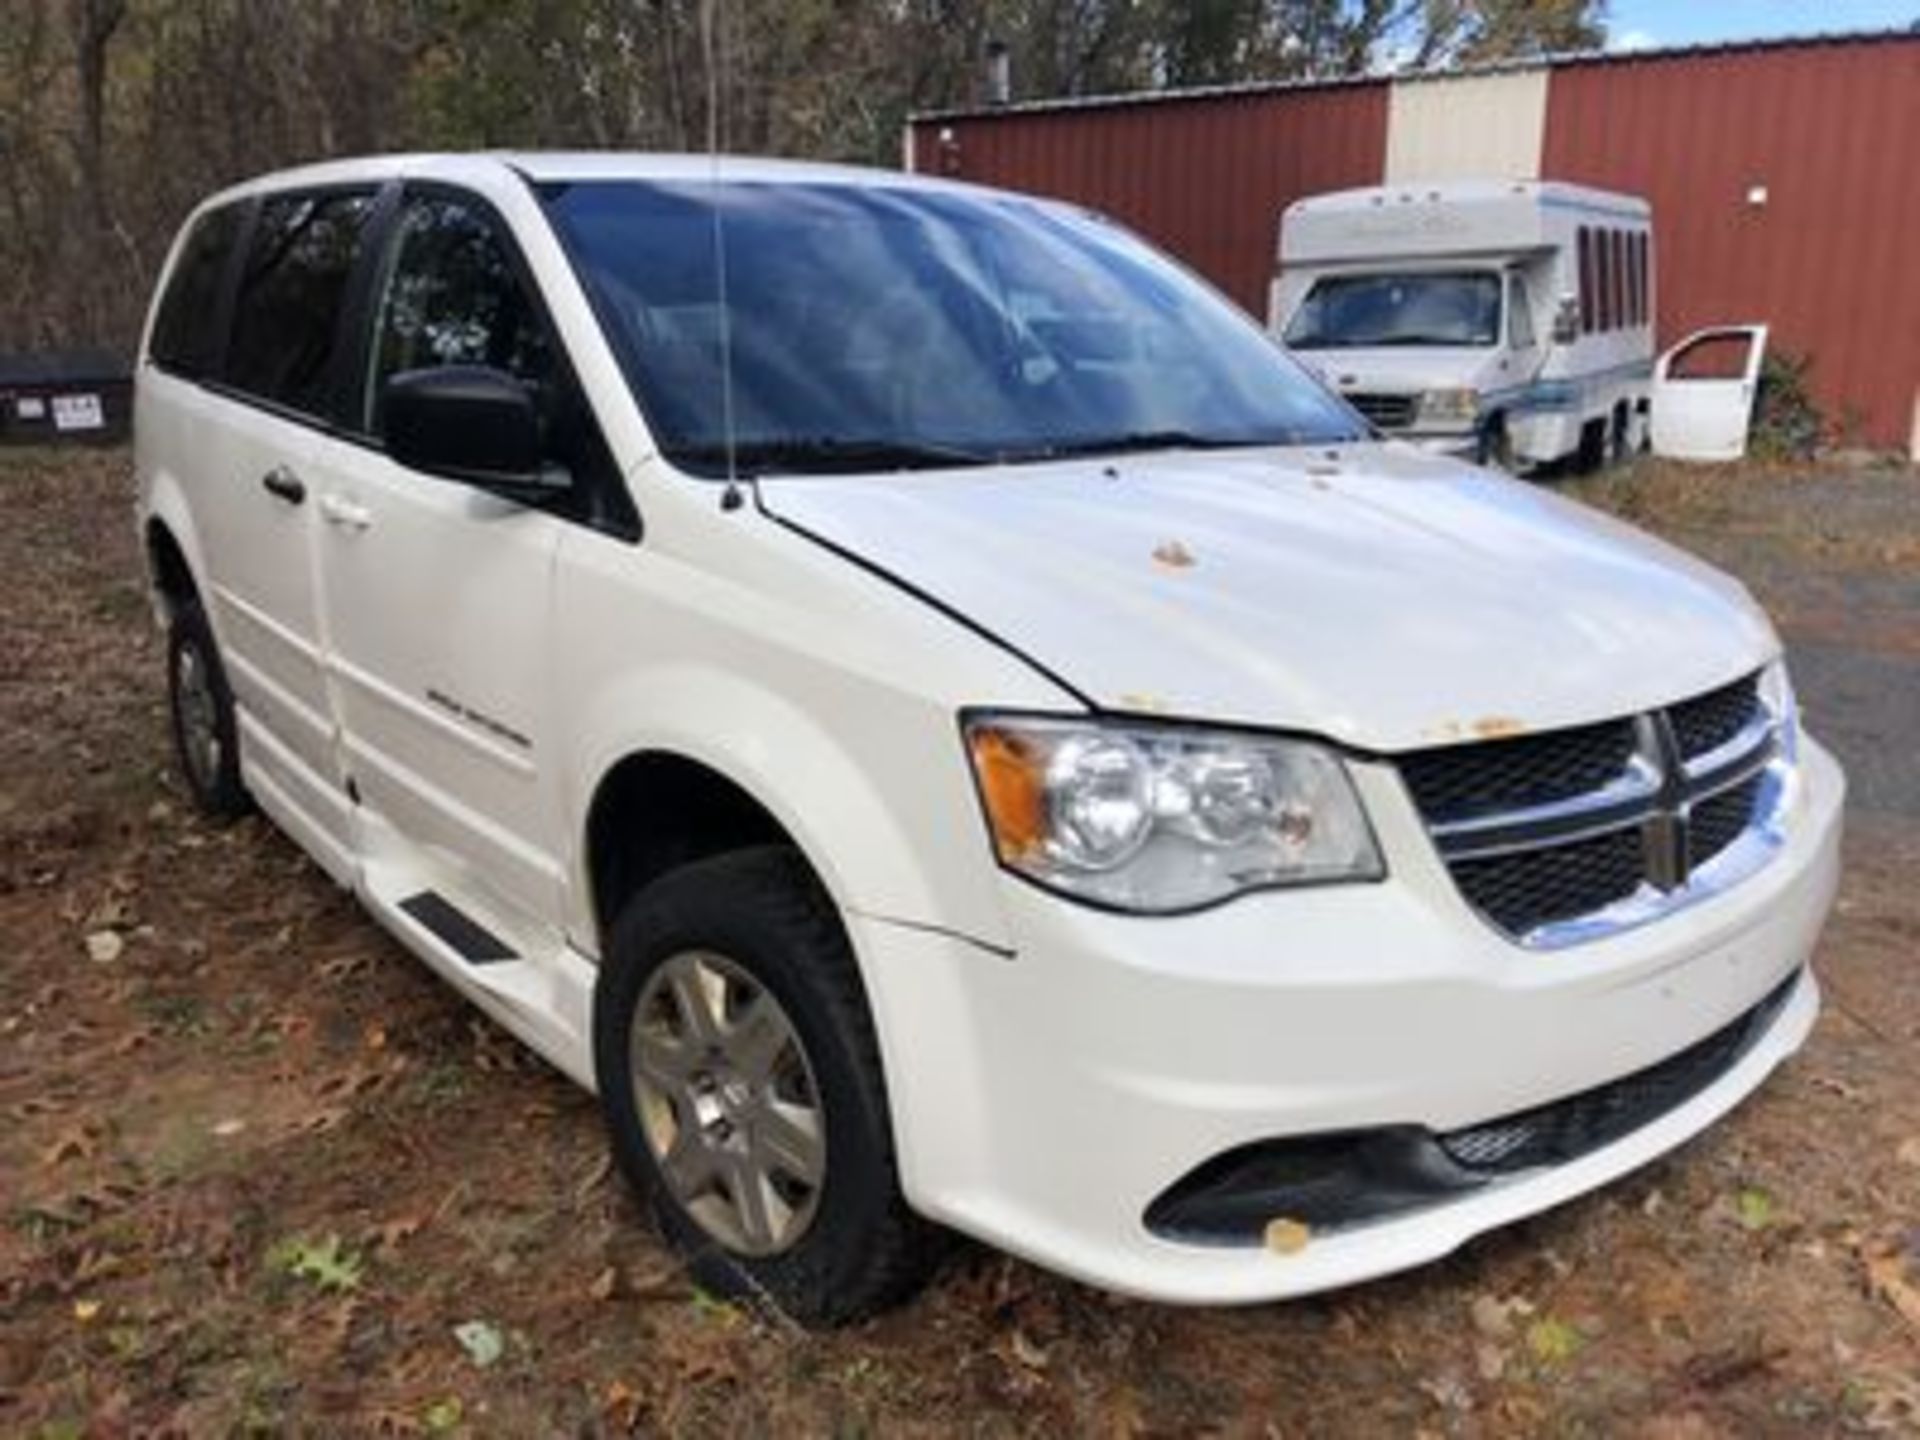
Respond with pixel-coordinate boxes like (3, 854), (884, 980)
(167, 599), (249, 819)
(1476, 415), (1515, 472)
(592, 846), (937, 1326)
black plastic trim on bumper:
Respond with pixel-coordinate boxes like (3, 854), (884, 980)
(1144, 967), (1802, 1246)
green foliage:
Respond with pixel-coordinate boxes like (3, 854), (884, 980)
(1736, 1184), (1778, 1231)
(1751, 350), (1827, 463)
(267, 1232), (364, 1293)
(1525, 1314), (1586, 1364)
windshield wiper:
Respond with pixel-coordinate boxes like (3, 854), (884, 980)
(666, 435), (993, 476)
(1008, 429), (1294, 461)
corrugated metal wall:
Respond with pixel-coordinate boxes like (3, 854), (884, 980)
(909, 84), (1388, 316)
(1543, 38), (1920, 449)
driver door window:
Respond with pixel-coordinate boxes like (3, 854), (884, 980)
(363, 193), (627, 533)
(366, 196), (555, 434)
(1508, 274), (1536, 351)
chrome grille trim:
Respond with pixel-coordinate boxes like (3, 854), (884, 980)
(1403, 671), (1792, 948)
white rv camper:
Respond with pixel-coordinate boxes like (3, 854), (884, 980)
(1272, 181), (1655, 470)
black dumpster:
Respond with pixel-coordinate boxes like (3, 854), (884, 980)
(0, 350), (132, 445)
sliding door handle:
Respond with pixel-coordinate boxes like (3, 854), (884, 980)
(319, 494), (373, 531)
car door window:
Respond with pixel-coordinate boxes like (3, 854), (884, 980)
(1507, 273), (1535, 350)
(226, 190), (377, 418)
(364, 192), (630, 533)
(151, 203), (243, 379)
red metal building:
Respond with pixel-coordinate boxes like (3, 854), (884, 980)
(908, 31), (1920, 452)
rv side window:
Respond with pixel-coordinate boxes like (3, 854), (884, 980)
(1577, 227), (1596, 334)
(1624, 233), (1638, 326)
(1635, 232), (1650, 326)
(1610, 231), (1627, 333)
(1507, 274), (1535, 349)
(1598, 231), (1615, 332)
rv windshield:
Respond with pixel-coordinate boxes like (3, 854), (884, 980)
(541, 180), (1363, 475)
(1285, 271), (1502, 350)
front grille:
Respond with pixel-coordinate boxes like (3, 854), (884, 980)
(1438, 967), (1800, 1173)
(1399, 670), (1783, 945)
(1399, 720), (1637, 825)
(1670, 673), (1762, 760)
(1690, 774), (1763, 870)
(1345, 391), (1417, 429)
(1449, 827), (1646, 936)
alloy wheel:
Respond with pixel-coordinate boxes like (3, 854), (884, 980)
(174, 641), (223, 793)
(628, 950), (827, 1257)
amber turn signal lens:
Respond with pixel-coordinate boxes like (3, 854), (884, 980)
(968, 726), (1047, 861)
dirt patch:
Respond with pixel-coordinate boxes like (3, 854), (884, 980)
(3, 448), (1918, 1435)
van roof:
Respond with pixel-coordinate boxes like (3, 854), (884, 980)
(197, 151), (970, 209)
(1287, 180), (1649, 220)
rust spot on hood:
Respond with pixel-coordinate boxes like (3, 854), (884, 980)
(1152, 540), (1196, 570)
(1471, 715), (1528, 739)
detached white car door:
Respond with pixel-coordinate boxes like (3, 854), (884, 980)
(1650, 324), (1769, 461)
(310, 186), (622, 939)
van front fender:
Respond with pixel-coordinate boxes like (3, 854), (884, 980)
(564, 662), (1015, 957)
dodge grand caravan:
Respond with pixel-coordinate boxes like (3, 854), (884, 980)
(135, 154), (1844, 1324)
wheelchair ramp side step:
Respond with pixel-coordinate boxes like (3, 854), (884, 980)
(398, 890), (517, 965)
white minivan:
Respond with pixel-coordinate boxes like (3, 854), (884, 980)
(137, 153), (1842, 1324)
(1273, 181), (1655, 471)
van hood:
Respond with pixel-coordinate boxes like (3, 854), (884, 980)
(758, 444), (1776, 753)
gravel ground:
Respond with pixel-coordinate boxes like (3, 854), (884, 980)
(2, 447), (1917, 1437)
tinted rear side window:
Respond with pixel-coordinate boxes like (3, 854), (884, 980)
(225, 190), (377, 417)
(150, 205), (242, 378)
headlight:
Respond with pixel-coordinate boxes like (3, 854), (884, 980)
(1417, 388), (1479, 424)
(963, 715), (1384, 913)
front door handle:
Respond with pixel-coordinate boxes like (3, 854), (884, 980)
(261, 466), (305, 505)
(319, 493), (373, 532)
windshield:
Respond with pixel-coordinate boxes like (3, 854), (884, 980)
(1284, 271), (1502, 350)
(540, 180), (1362, 475)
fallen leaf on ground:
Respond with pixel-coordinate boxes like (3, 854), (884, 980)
(589, 1266), (619, 1301)
(1863, 1238), (1920, 1333)
(1475, 1342), (1507, 1382)
(1526, 1316), (1585, 1364)
(454, 1319), (505, 1368)
(270, 1234), (363, 1293)
(1735, 1187), (1777, 1232)
(40, 1124), (101, 1168)
(1471, 1292), (1533, 1342)
(1008, 1329), (1049, 1371)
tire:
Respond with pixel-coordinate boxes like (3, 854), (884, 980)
(167, 598), (249, 819)
(592, 846), (938, 1326)
(1476, 415), (1515, 472)
(1574, 418), (1608, 474)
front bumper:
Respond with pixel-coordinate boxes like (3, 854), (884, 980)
(853, 737), (1844, 1304)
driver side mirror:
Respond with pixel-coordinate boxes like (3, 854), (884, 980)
(1551, 294), (1581, 346)
(383, 366), (571, 500)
